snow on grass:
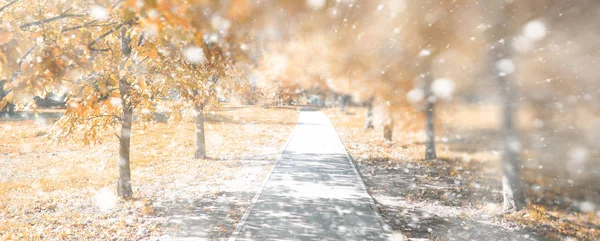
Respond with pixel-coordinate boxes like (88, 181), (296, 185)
(0, 105), (297, 240)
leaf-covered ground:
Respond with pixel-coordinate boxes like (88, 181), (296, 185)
(0, 105), (297, 240)
(325, 106), (599, 241)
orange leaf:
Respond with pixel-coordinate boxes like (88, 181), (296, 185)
(0, 29), (12, 45)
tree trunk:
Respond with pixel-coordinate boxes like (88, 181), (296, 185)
(331, 94), (337, 108)
(341, 95), (349, 113)
(1, 103), (15, 114)
(118, 80), (133, 199)
(383, 116), (393, 142)
(482, 1), (526, 212)
(499, 68), (525, 212)
(424, 96), (437, 160)
(117, 26), (134, 199)
(194, 105), (207, 159)
(278, 96), (283, 108)
(365, 98), (374, 129)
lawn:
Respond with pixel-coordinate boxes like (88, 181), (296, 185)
(325, 105), (599, 241)
(0, 105), (298, 240)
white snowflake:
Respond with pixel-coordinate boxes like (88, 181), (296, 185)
(183, 47), (206, 64)
(419, 49), (431, 57)
(579, 201), (596, 213)
(110, 97), (122, 107)
(568, 146), (589, 174)
(523, 20), (547, 41)
(431, 78), (455, 100)
(496, 58), (516, 75)
(211, 15), (231, 32)
(90, 5), (109, 21)
(95, 188), (117, 212)
(306, 0), (325, 10)
(407, 88), (424, 103)
(512, 35), (533, 53)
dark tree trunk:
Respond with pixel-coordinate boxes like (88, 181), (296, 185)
(1, 102), (15, 114)
(365, 98), (374, 129)
(331, 94), (337, 108)
(483, 1), (525, 212)
(383, 116), (393, 142)
(0, 80), (15, 114)
(424, 96), (437, 160)
(194, 104), (207, 159)
(118, 79), (133, 199)
(340, 95), (348, 112)
(117, 26), (133, 199)
(498, 66), (525, 212)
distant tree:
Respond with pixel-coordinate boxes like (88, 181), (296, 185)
(364, 97), (374, 129)
(405, 0), (480, 160)
(483, 1), (526, 212)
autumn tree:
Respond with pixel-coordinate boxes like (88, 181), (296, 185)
(398, 0), (480, 160)
(156, 42), (237, 159)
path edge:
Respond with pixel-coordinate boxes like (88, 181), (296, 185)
(323, 112), (398, 241)
(227, 113), (299, 241)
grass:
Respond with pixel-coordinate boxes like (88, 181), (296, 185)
(0, 105), (298, 240)
(324, 105), (599, 240)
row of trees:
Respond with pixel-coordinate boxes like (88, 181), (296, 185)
(243, 0), (599, 213)
(2, 0), (597, 212)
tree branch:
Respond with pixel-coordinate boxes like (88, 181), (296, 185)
(20, 8), (84, 29)
(111, 0), (123, 9)
(85, 114), (122, 122)
(87, 19), (137, 52)
(9, 44), (37, 83)
(135, 56), (149, 67)
(61, 21), (119, 33)
(0, 0), (19, 14)
(137, 31), (145, 47)
(61, 20), (97, 32)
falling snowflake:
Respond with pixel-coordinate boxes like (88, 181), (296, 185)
(419, 49), (431, 57)
(568, 146), (589, 174)
(306, 0), (326, 10)
(183, 47), (206, 64)
(407, 88), (424, 103)
(95, 188), (117, 212)
(110, 97), (122, 107)
(431, 78), (455, 100)
(512, 35), (533, 53)
(211, 15), (231, 32)
(496, 58), (516, 75)
(579, 201), (596, 213)
(523, 20), (547, 41)
(90, 5), (109, 21)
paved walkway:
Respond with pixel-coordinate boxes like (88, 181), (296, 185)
(231, 111), (392, 241)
